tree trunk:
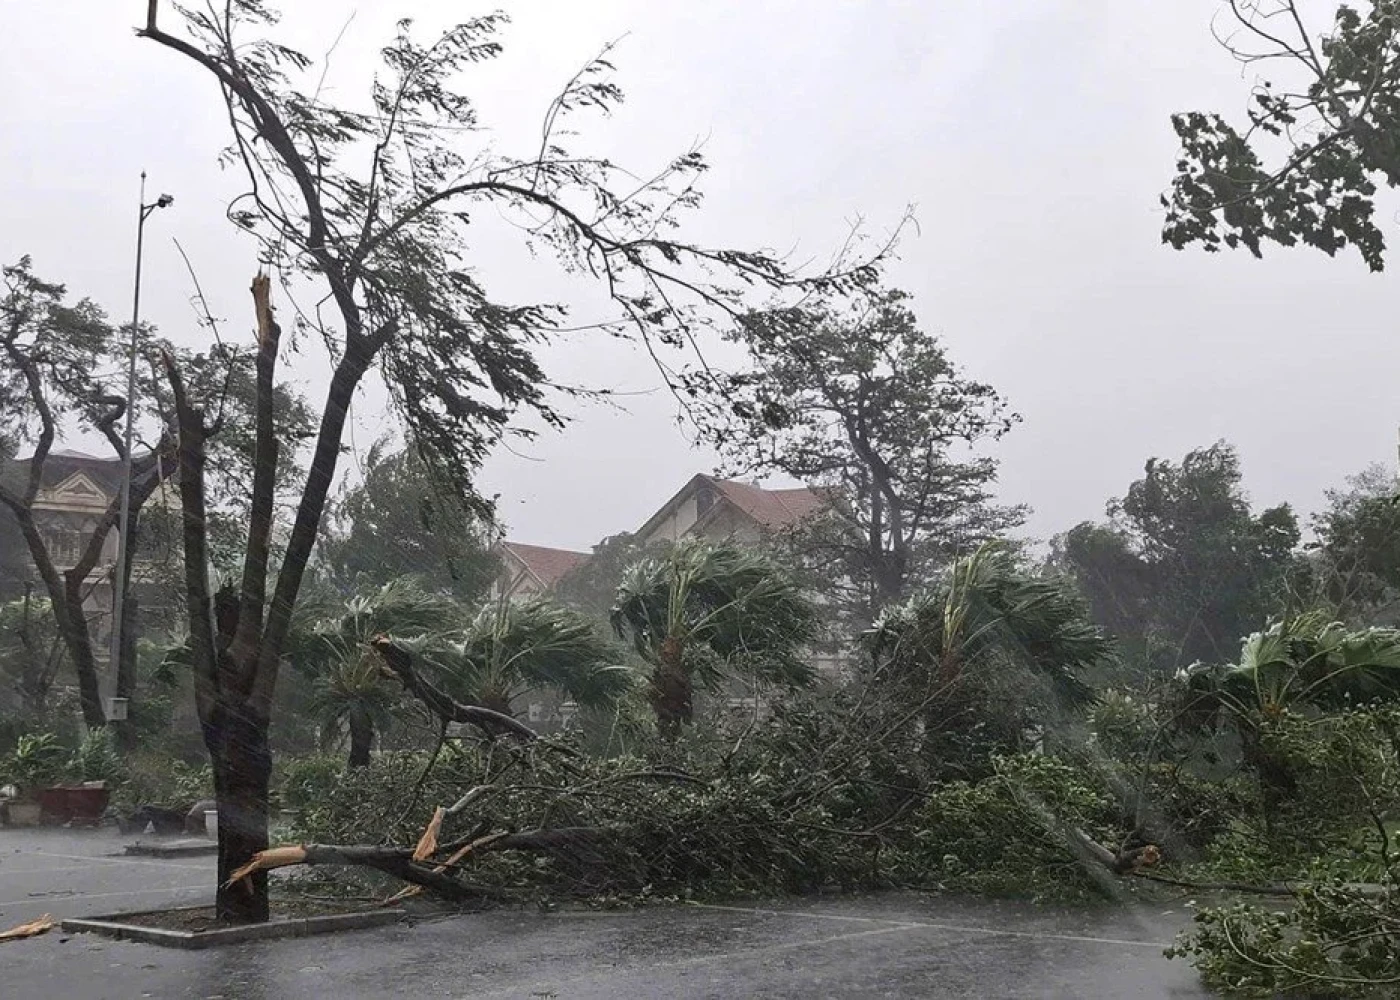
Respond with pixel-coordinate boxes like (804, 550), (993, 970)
(346, 706), (373, 768)
(205, 699), (272, 924)
(479, 690), (514, 718)
(649, 635), (692, 737)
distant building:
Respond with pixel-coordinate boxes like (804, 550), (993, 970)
(634, 474), (827, 548)
(490, 539), (593, 604)
(0, 449), (177, 660)
(491, 473), (845, 688)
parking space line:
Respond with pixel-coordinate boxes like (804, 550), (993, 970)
(689, 902), (1172, 950)
(0, 883), (208, 908)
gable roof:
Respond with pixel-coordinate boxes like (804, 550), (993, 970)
(707, 478), (828, 529)
(497, 541), (591, 590)
(634, 473), (828, 542)
(9, 449), (156, 497)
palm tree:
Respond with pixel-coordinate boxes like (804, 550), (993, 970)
(865, 543), (1112, 769)
(611, 538), (819, 735)
(290, 578), (459, 767)
(1175, 614), (1400, 821)
(868, 542), (1111, 702)
(421, 599), (631, 720)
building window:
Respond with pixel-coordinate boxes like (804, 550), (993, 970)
(696, 487), (716, 517)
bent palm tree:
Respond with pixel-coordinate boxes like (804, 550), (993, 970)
(866, 543), (1112, 771)
(611, 538), (819, 735)
(868, 542), (1111, 703)
(423, 599), (631, 719)
(1175, 614), (1400, 820)
(290, 578), (459, 766)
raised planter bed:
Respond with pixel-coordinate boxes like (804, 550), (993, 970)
(61, 901), (406, 949)
(37, 784), (110, 825)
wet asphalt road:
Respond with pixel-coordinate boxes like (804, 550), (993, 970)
(0, 827), (1213, 999)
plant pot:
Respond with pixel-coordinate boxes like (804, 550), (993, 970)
(38, 785), (111, 825)
(6, 800), (42, 827)
(66, 785), (111, 824)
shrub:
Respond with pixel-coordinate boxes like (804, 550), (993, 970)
(1167, 878), (1400, 998)
(905, 753), (1127, 901)
(2, 732), (67, 792)
(67, 728), (127, 785)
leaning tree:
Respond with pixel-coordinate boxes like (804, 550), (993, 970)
(138, 1), (894, 922)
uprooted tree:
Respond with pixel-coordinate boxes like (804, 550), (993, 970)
(139, 0), (895, 922)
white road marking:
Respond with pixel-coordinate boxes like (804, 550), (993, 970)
(0, 883), (208, 908)
(476, 924), (922, 997)
(688, 901), (1173, 950)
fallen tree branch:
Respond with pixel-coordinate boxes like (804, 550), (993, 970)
(370, 636), (540, 741)
(226, 843), (512, 902)
(1130, 870), (1388, 898)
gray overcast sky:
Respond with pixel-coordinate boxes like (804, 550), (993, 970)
(4, 1), (1397, 552)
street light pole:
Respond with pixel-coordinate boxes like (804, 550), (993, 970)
(108, 172), (173, 722)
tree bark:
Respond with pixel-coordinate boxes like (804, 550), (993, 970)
(347, 706), (373, 768)
(650, 635), (692, 737)
(206, 700), (273, 923)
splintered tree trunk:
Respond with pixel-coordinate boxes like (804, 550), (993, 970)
(649, 635), (693, 737)
(205, 699), (273, 924)
(346, 707), (373, 768)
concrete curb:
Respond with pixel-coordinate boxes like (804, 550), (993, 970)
(61, 904), (406, 949)
(123, 840), (218, 858)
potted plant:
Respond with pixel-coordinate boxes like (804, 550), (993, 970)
(3, 733), (66, 826)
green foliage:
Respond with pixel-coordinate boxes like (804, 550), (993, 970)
(1167, 879), (1400, 998)
(114, 756), (213, 813)
(1163, 2), (1400, 271)
(320, 443), (498, 601)
(287, 578), (459, 764)
(2, 731), (66, 790)
(908, 754), (1124, 901)
(1054, 442), (1299, 673)
(553, 532), (646, 621)
(66, 727), (127, 785)
(867, 544), (1112, 777)
(1177, 616), (1400, 727)
(692, 286), (1022, 622)
(1311, 464), (1400, 623)
(424, 598), (632, 714)
(0, 593), (66, 715)
(612, 538), (819, 731)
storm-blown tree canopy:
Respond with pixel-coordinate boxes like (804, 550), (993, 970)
(139, 0), (893, 924)
(694, 287), (1023, 626)
(1054, 442), (1299, 674)
(320, 443), (497, 602)
(612, 538), (819, 734)
(1163, 0), (1400, 271)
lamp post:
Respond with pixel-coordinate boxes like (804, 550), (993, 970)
(108, 172), (172, 721)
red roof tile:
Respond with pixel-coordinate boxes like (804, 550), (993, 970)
(498, 541), (591, 588)
(706, 477), (828, 529)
